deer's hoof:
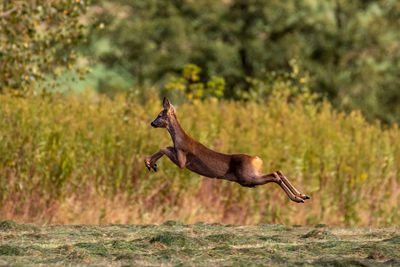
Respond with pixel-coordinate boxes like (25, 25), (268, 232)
(304, 195), (310, 200)
(144, 158), (151, 171)
(152, 164), (158, 172)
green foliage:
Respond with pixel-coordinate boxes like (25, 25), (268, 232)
(165, 64), (225, 102)
(85, 0), (400, 123)
(0, 90), (399, 226)
(238, 59), (313, 104)
(0, 0), (89, 90)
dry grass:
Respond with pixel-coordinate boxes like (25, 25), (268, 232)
(0, 90), (399, 226)
(0, 220), (399, 266)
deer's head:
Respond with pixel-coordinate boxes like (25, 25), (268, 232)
(150, 97), (176, 128)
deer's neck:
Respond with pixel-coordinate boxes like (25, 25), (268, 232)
(167, 116), (189, 148)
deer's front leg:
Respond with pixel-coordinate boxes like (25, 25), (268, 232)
(144, 150), (163, 171)
(144, 146), (180, 171)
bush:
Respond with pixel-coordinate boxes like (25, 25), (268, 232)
(0, 0), (88, 90)
(164, 64), (225, 103)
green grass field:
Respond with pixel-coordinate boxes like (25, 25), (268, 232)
(0, 220), (399, 266)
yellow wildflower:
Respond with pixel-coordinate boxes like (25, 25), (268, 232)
(192, 99), (200, 105)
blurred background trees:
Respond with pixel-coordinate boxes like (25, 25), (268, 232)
(1, 0), (399, 123)
(80, 0), (399, 123)
(0, 0), (88, 90)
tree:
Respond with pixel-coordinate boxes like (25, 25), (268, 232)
(0, 0), (89, 90)
(86, 0), (400, 123)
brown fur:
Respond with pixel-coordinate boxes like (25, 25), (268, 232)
(145, 98), (310, 203)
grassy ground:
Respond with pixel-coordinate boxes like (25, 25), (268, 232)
(0, 220), (399, 266)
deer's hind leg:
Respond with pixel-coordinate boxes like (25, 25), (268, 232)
(276, 170), (310, 200)
(234, 157), (306, 203)
(250, 172), (306, 203)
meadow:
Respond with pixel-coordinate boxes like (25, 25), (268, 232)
(0, 220), (399, 266)
(1, 2), (399, 265)
(0, 90), (399, 226)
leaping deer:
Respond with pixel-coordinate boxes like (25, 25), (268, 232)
(145, 98), (310, 203)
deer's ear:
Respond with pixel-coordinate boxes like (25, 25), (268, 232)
(169, 104), (176, 114)
(163, 97), (171, 110)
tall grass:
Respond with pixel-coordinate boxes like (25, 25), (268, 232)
(0, 90), (399, 226)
